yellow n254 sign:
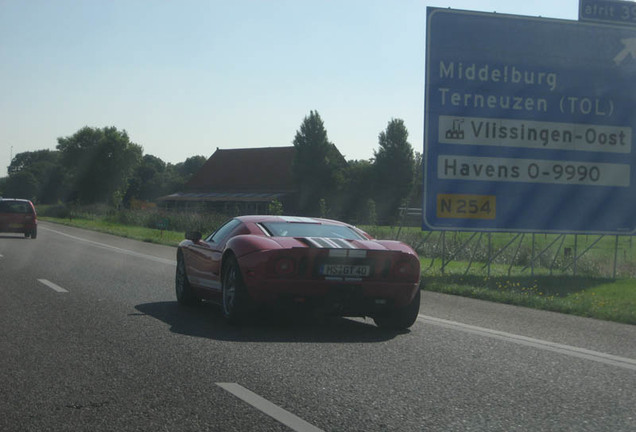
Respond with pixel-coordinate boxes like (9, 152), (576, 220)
(437, 194), (496, 219)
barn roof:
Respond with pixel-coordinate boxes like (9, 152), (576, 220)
(185, 146), (296, 193)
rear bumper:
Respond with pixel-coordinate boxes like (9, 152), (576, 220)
(235, 245), (421, 316)
(243, 276), (419, 315)
(0, 222), (36, 233)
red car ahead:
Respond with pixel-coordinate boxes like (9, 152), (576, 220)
(0, 198), (37, 239)
(176, 215), (421, 329)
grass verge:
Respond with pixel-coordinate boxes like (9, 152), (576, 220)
(423, 268), (636, 325)
(40, 216), (185, 246)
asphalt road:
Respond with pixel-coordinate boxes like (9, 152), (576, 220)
(1, 221), (635, 432)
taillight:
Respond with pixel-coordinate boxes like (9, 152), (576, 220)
(394, 260), (417, 280)
(274, 257), (296, 276)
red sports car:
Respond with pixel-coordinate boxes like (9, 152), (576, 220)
(176, 215), (421, 329)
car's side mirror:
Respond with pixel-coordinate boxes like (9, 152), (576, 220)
(185, 231), (202, 242)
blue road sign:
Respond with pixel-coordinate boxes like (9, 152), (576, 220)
(424, 8), (636, 234)
(579, 0), (636, 27)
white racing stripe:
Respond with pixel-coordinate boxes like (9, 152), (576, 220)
(217, 383), (324, 432)
(306, 237), (358, 249)
(38, 279), (68, 293)
(417, 314), (636, 371)
(41, 226), (176, 265)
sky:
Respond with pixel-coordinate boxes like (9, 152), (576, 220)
(0, 0), (579, 177)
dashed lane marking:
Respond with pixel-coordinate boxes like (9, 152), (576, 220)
(217, 383), (324, 432)
(38, 279), (68, 293)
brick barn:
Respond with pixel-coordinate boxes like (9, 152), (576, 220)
(158, 146), (297, 215)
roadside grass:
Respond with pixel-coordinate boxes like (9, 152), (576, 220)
(423, 262), (636, 325)
(39, 213), (636, 325)
(40, 216), (185, 246)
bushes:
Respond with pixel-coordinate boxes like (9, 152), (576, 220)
(40, 204), (229, 235)
(39, 204), (71, 219)
(108, 209), (228, 234)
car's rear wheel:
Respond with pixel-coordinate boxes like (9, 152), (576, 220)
(30, 227), (37, 239)
(222, 256), (251, 325)
(176, 251), (199, 306)
(373, 289), (421, 330)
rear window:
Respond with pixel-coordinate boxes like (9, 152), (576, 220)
(0, 201), (32, 214)
(206, 218), (242, 243)
(260, 222), (365, 240)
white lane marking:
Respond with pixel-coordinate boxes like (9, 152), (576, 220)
(417, 314), (636, 371)
(41, 226), (176, 265)
(217, 383), (324, 432)
(38, 279), (68, 293)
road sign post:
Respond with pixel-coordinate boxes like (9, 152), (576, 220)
(424, 8), (636, 234)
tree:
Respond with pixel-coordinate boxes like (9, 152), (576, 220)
(2, 170), (39, 200)
(410, 151), (423, 207)
(292, 111), (346, 216)
(57, 126), (142, 205)
(373, 119), (415, 224)
(268, 199), (284, 215)
(174, 155), (206, 180)
(5, 150), (66, 203)
(365, 199), (377, 226)
(124, 154), (168, 203)
(319, 198), (328, 218)
(36, 163), (68, 204)
(340, 158), (374, 223)
(8, 149), (59, 176)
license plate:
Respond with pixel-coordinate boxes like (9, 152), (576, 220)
(9, 223), (23, 228)
(320, 264), (370, 277)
